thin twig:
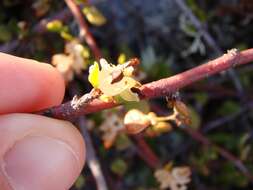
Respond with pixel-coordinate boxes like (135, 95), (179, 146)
(203, 104), (252, 133)
(179, 126), (253, 182)
(131, 135), (161, 169)
(78, 117), (109, 190)
(173, 0), (244, 96)
(64, 0), (102, 60)
(37, 48), (253, 119)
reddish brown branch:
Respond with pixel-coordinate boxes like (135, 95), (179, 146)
(64, 0), (102, 60)
(132, 135), (161, 169)
(37, 48), (253, 119)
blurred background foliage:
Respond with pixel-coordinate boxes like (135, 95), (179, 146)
(1, 0), (253, 189)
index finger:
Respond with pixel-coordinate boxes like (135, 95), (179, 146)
(0, 53), (65, 114)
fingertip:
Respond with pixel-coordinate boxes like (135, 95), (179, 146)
(0, 53), (65, 114)
(0, 114), (85, 190)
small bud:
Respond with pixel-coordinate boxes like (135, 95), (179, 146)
(82, 6), (106, 26)
(174, 100), (190, 118)
(104, 140), (113, 149)
(124, 109), (150, 134)
(128, 58), (140, 67)
(117, 53), (126, 64)
(152, 121), (172, 133)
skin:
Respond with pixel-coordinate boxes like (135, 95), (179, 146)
(0, 53), (86, 190)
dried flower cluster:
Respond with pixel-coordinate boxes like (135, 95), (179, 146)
(52, 40), (90, 82)
(155, 165), (191, 190)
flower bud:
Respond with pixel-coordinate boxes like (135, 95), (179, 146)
(152, 121), (172, 133)
(174, 100), (190, 118)
(124, 109), (150, 134)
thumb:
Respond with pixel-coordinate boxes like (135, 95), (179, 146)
(0, 114), (85, 190)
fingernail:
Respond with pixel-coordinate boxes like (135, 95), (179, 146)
(3, 136), (80, 190)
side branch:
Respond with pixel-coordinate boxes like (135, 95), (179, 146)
(37, 48), (253, 119)
(65, 0), (102, 60)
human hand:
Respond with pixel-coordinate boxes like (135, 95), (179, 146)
(0, 53), (85, 190)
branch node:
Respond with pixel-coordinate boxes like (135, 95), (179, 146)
(227, 48), (240, 67)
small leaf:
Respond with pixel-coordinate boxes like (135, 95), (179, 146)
(60, 31), (73, 41)
(75, 175), (85, 189)
(218, 101), (240, 116)
(88, 62), (100, 88)
(118, 53), (127, 64)
(115, 134), (132, 150)
(110, 158), (127, 176)
(81, 46), (90, 58)
(188, 106), (201, 129)
(194, 92), (208, 105)
(0, 25), (12, 42)
(174, 100), (190, 118)
(46, 20), (63, 32)
(82, 6), (106, 26)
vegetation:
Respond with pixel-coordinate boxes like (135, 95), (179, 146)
(1, 0), (253, 189)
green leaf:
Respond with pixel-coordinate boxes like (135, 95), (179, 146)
(46, 20), (63, 32)
(216, 162), (248, 187)
(115, 134), (132, 150)
(188, 106), (201, 129)
(194, 92), (208, 105)
(82, 6), (106, 26)
(0, 25), (12, 42)
(110, 158), (127, 176)
(81, 46), (90, 58)
(75, 175), (85, 189)
(117, 53), (127, 64)
(186, 0), (207, 22)
(88, 61), (100, 88)
(218, 101), (240, 116)
(60, 31), (73, 41)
